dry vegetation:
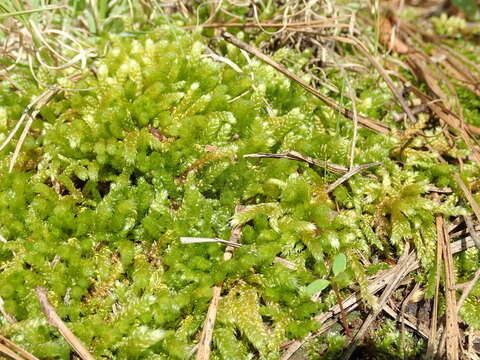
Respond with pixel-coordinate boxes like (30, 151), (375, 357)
(1, 0), (480, 359)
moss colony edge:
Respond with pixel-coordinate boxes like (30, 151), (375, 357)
(0, 27), (479, 359)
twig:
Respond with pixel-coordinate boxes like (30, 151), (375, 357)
(327, 162), (381, 193)
(426, 215), (444, 360)
(244, 151), (348, 175)
(221, 32), (390, 135)
(195, 206), (244, 360)
(341, 246), (416, 360)
(6, 87), (59, 173)
(440, 218), (460, 360)
(399, 282), (421, 358)
(196, 286), (221, 360)
(180, 237), (296, 270)
(457, 268), (480, 314)
(281, 236), (477, 359)
(35, 287), (95, 360)
(464, 216), (480, 250)
(0, 343), (23, 360)
(0, 335), (39, 360)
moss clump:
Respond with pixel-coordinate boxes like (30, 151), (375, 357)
(0, 23), (479, 359)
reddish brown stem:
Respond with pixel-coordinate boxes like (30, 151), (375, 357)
(333, 284), (351, 338)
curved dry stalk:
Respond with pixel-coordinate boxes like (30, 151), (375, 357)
(195, 205), (245, 360)
(281, 236), (477, 360)
(244, 151), (348, 175)
(326, 162), (381, 193)
(221, 31), (391, 135)
(8, 86), (59, 173)
(0, 335), (39, 360)
(36, 287), (95, 360)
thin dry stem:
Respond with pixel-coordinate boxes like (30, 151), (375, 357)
(327, 162), (381, 193)
(244, 151), (348, 175)
(440, 218), (460, 360)
(221, 31), (390, 135)
(457, 268), (480, 313)
(0, 335), (39, 360)
(341, 246), (416, 360)
(36, 287), (95, 360)
(196, 205), (244, 360)
(426, 214), (445, 359)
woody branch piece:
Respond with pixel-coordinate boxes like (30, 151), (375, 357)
(36, 287), (95, 360)
(221, 32), (390, 135)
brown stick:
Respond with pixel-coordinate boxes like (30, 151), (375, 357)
(341, 247), (417, 360)
(35, 287), (95, 360)
(440, 219), (460, 360)
(244, 151), (348, 175)
(282, 236), (477, 359)
(221, 32), (390, 135)
(0, 343), (24, 360)
(426, 215), (444, 360)
(196, 206), (244, 360)
(0, 335), (39, 360)
(326, 162), (381, 193)
(457, 268), (480, 313)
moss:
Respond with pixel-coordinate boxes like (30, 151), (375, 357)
(0, 20), (479, 359)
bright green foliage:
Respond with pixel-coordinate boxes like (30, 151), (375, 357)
(332, 253), (346, 276)
(0, 22), (478, 359)
(305, 279), (330, 296)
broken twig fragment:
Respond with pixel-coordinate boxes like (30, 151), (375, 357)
(180, 237), (296, 270)
(0, 335), (39, 360)
(327, 162), (381, 193)
(244, 151), (348, 174)
(195, 205), (244, 360)
(221, 32), (390, 135)
(36, 287), (95, 360)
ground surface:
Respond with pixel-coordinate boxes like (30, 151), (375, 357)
(0, 1), (480, 359)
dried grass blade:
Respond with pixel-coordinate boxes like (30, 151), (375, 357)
(327, 162), (381, 193)
(196, 205), (244, 360)
(426, 215), (445, 359)
(221, 32), (390, 135)
(341, 247), (416, 360)
(36, 287), (95, 360)
(441, 220), (460, 360)
(244, 151), (348, 174)
(0, 335), (39, 360)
